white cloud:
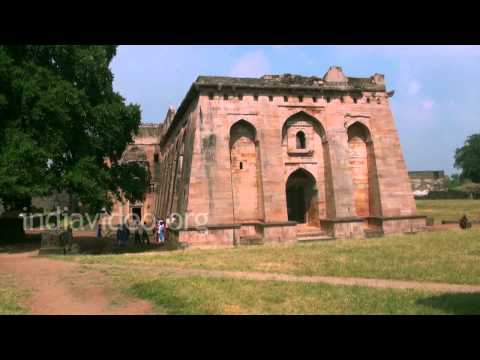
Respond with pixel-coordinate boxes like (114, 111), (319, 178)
(422, 99), (434, 110)
(229, 50), (271, 78)
(408, 81), (421, 95)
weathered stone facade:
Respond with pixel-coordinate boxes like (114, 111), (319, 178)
(109, 123), (163, 225)
(116, 66), (426, 247)
(409, 170), (447, 196)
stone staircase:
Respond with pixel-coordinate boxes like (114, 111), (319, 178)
(296, 226), (334, 243)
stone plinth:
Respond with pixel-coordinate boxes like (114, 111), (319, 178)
(39, 230), (74, 255)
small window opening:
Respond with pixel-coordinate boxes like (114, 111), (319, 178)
(353, 98), (358, 104)
(269, 96), (273, 102)
(224, 94), (228, 100)
(154, 153), (159, 163)
(367, 97), (371, 103)
(312, 96), (317, 103)
(208, 93), (214, 100)
(239, 162), (243, 170)
(254, 94), (258, 101)
(284, 96), (288, 102)
(238, 94), (243, 100)
(298, 95), (303, 102)
(326, 97), (331, 103)
(296, 131), (306, 149)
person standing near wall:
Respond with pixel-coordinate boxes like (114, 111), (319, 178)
(141, 221), (149, 244)
(96, 224), (102, 239)
(153, 219), (159, 243)
(133, 220), (141, 245)
(158, 220), (165, 244)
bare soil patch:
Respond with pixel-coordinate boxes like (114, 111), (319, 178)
(0, 251), (153, 315)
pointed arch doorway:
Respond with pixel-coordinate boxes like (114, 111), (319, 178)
(286, 168), (319, 226)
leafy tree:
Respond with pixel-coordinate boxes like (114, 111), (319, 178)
(446, 173), (462, 190)
(0, 45), (149, 213)
(455, 134), (480, 183)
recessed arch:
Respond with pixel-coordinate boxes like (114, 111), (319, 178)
(347, 121), (381, 219)
(281, 111), (326, 145)
(285, 168), (319, 225)
(229, 119), (262, 222)
(123, 145), (147, 163)
(230, 119), (257, 149)
(347, 121), (372, 143)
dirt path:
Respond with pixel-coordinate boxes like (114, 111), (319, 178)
(0, 252), (153, 315)
(92, 263), (480, 294)
(168, 268), (480, 293)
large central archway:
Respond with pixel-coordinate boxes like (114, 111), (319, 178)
(286, 169), (319, 225)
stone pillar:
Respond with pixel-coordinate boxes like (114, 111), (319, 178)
(321, 129), (364, 238)
(324, 129), (356, 218)
(258, 112), (289, 223)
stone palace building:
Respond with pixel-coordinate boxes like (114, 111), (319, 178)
(113, 66), (426, 247)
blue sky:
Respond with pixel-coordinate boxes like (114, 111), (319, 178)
(110, 45), (480, 175)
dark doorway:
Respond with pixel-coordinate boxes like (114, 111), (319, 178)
(132, 207), (142, 221)
(286, 169), (318, 225)
(287, 186), (306, 223)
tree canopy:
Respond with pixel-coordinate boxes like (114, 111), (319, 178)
(454, 133), (480, 183)
(0, 45), (148, 213)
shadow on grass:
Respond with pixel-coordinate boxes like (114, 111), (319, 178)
(70, 236), (173, 255)
(416, 293), (480, 314)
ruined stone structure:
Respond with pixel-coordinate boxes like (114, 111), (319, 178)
(109, 123), (163, 224)
(409, 170), (447, 196)
(116, 66), (426, 247)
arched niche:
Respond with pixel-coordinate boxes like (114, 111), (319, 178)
(229, 120), (262, 222)
(281, 111), (326, 149)
(296, 131), (306, 149)
(347, 121), (381, 218)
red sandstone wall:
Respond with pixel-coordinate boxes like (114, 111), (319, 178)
(181, 91), (416, 225)
(156, 100), (197, 225)
(155, 75), (420, 245)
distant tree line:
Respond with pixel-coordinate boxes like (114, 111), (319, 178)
(439, 133), (480, 194)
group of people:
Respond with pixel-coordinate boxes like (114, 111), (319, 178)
(98, 217), (167, 246)
(115, 223), (131, 246)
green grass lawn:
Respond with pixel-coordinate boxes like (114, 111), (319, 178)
(126, 275), (480, 315)
(0, 275), (29, 315)
(98, 266), (480, 314)
(416, 199), (480, 222)
(59, 228), (480, 285)
(45, 199), (480, 314)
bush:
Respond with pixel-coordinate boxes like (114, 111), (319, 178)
(0, 217), (26, 245)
